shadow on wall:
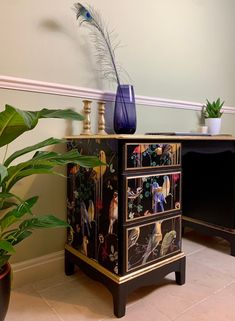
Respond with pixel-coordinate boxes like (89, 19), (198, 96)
(65, 119), (74, 136)
(39, 20), (63, 32)
(38, 18), (103, 89)
(105, 101), (115, 134)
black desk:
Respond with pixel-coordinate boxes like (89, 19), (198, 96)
(65, 134), (235, 318)
(122, 134), (235, 256)
(181, 138), (235, 256)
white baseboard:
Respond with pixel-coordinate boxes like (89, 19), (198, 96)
(11, 250), (64, 288)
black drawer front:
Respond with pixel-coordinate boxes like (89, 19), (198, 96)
(125, 171), (181, 222)
(124, 142), (181, 171)
(125, 215), (181, 273)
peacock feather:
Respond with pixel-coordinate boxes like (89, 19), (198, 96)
(73, 2), (124, 86)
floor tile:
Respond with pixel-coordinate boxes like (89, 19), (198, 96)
(174, 282), (235, 321)
(183, 230), (231, 255)
(5, 231), (235, 321)
(104, 299), (171, 321)
(188, 247), (235, 279)
(182, 233), (204, 255)
(127, 248), (234, 319)
(39, 271), (114, 320)
(32, 270), (80, 292)
(5, 285), (60, 321)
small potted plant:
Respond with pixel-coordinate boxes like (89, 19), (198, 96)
(203, 98), (224, 135)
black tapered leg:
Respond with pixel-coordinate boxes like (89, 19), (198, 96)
(65, 251), (75, 275)
(112, 284), (127, 318)
(181, 226), (185, 236)
(230, 240), (235, 257)
(175, 256), (186, 285)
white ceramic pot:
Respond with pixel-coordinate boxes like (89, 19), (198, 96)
(205, 118), (221, 135)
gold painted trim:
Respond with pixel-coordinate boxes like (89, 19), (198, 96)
(126, 214), (181, 231)
(126, 170), (181, 181)
(126, 214), (182, 272)
(182, 216), (235, 235)
(65, 134), (235, 141)
(126, 171), (181, 221)
(124, 143), (181, 171)
(65, 244), (185, 284)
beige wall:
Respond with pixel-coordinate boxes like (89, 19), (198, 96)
(1, 0), (235, 103)
(1, 0), (235, 263)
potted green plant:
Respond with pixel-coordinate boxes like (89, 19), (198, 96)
(0, 104), (102, 321)
(203, 98), (224, 135)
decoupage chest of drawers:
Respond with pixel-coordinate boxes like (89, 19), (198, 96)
(65, 135), (186, 318)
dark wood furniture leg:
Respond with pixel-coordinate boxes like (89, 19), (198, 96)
(65, 249), (75, 275)
(112, 284), (127, 318)
(175, 255), (186, 285)
(65, 248), (186, 318)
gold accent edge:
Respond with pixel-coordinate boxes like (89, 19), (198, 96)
(65, 134), (235, 141)
(65, 244), (185, 284)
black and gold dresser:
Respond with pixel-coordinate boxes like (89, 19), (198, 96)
(65, 135), (186, 318)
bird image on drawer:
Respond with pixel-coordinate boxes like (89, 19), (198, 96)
(125, 143), (181, 170)
(126, 215), (181, 272)
(126, 172), (181, 221)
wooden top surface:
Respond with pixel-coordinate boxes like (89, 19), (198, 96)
(65, 134), (235, 141)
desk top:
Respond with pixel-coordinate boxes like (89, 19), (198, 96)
(65, 134), (235, 141)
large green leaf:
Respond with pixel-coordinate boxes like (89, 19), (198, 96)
(19, 215), (69, 230)
(5, 167), (62, 192)
(4, 150), (104, 192)
(4, 137), (64, 167)
(0, 240), (15, 253)
(38, 108), (84, 120)
(5, 230), (32, 246)
(0, 105), (84, 148)
(32, 149), (103, 167)
(0, 192), (22, 201)
(71, 154), (105, 168)
(2, 215), (68, 247)
(0, 165), (8, 184)
(0, 201), (17, 210)
(0, 105), (39, 148)
(0, 196), (38, 231)
(0, 255), (10, 269)
(7, 169), (65, 191)
(0, 192), (22, 210)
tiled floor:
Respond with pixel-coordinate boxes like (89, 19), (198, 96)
(6, 230), (235, 321)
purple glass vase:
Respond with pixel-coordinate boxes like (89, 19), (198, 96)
(113, 84), (136, 134)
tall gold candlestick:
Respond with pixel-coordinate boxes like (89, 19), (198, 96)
(97, 101), (107, 135)
(81, 100), (92, 135)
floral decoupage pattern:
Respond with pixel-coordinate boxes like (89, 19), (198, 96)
(127, 172), (181, 221)
(126, 143), (181, 169)
(127, 215), (181, 272)
(67, 139), (119, 274)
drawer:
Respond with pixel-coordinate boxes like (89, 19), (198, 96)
(126, 215), (181, 272)
(125, 171), (181, 222)
(124, 142), (181, 170)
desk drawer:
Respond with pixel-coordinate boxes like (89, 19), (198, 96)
(125, 171), (181, 222)
(126, 214), (181, 272)
(125, 142), (181, 170)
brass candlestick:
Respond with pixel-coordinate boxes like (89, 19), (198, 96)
(97, 101), (107, 135)
(81, 100), (92, 135)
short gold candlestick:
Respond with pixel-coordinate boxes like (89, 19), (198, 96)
(97, 101), (107, 135)
(81, 100), (92, 135)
